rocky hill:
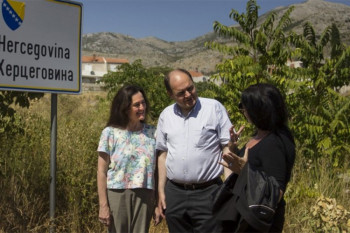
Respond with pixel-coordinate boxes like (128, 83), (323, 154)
(82, 0), (350, 74)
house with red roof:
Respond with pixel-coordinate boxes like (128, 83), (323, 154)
(189, 70), (223, 85)
(189, 70), (205, 82)
(82, 54), (129, 83)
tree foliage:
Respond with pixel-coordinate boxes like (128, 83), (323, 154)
(206, 0), (295, 131)
(208, 0), (350, 165)
(0, 91), (43, 135)
(101, 60), (172, 123)
(287, 23), (350, 165)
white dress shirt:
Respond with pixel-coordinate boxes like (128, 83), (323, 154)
(156, 97), (232, 183)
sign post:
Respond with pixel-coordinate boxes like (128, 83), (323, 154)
(50, 93), (57, 232)
(0, 0), (83, 231)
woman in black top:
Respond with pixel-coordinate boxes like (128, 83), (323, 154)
(221, 83), (296, 232)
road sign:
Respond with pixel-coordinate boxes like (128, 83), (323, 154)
(0, 0), (83, 94)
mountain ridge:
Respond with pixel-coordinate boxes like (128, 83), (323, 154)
(82, 0), (350, 74)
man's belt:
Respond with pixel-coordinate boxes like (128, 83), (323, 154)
(169, 177), (222, 190)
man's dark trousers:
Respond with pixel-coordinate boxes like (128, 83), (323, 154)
(165, 179), (223, 233)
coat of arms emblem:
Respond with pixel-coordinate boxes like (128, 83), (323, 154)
(2, 0), (25, 31)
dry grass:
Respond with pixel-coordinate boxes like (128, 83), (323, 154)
(1, 92), (349, 232)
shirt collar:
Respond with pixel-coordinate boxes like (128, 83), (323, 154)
(174, 98), (201, 118)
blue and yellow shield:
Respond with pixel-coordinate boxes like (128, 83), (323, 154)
(2, 0), (25, 31)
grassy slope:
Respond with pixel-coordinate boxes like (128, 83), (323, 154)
(0, 92), (349, 232)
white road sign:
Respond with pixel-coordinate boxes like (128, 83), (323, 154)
(0, 0), (83, 94)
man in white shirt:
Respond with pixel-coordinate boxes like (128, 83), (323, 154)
(156, 68), (233, 232)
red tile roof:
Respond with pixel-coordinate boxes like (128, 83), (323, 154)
(105, 57), (129, 63)
(189, 70), (203, 78)
(82, 55), (129, 64)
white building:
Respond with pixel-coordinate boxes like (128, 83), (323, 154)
(82, 55), (129, 83)
(286, 59), (303, 68)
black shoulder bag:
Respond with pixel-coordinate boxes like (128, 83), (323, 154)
(246, 164), (281, 222)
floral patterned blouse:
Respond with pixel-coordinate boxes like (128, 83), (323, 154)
(97, 124), (156, 190)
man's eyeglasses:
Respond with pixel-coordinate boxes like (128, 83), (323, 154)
(174, 85), (195, 98)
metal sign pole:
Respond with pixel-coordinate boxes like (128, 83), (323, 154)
(50, 93), (57, 233)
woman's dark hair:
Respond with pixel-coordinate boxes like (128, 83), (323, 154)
(164, 68), (193, 93)
(241, 83), (294, 142)
(106, 85), (149, 128)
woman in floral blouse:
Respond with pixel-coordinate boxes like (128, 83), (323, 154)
(97, 85), (157, 233)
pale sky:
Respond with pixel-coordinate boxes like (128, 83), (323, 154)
(79, 0), (350, 42)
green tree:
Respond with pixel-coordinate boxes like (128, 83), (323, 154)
(208, 0), (350, 164)
(101, 60), (172, 122)
(195, 80), (225, 102)
(0, 91), (43, 135)
(287, 23), (350, 164)
(206, 0), (295, 129)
